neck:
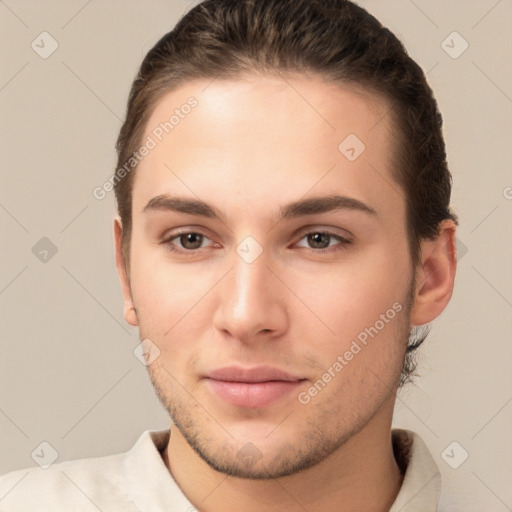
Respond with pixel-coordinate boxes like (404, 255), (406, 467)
(163, 403), (404, 512)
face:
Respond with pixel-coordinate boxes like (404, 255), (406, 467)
(119, 73), (417, 478)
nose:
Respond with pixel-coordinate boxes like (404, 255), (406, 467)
(212, 246), (288, 344)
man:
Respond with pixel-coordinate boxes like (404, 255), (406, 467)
(0, 0), (458, 510)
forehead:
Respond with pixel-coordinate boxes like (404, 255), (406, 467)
(132, 73), (402, 221)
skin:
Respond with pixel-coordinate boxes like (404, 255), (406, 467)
(114, 73), (457, 512)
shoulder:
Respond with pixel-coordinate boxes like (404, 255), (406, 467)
(391, 428), (484, 511)
(0, 429), (170, 512)
(390, 428), (442, 511)
(0, 450), (130, 511)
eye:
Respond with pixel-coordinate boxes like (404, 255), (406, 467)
(161, 229), (353, 257)
(163, 231), (216, 256)
(295, 231), (352, 254)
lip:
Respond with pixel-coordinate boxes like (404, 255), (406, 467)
(204, 366), (306, 409)
(206, 365), (303, 383)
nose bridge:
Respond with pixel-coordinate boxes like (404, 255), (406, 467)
(232, 248), (270, 311)
(213, 242), (284, 340)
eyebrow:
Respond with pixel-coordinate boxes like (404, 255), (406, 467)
(143, 194), (377, 221)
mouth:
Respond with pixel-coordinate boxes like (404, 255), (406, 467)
(204, 366), (307, 409)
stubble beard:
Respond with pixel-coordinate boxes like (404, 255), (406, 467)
(143, 295), (413, 480)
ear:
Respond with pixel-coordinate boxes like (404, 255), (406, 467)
(410, 219), (458, 326)
(114, 217), (139, 326)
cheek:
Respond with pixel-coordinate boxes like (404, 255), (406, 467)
(129, 244), (213, 343)
(131, 229), (201, 302)
(292, 249), (411, 345)
(290, 250), (411, 398)
(300, 282), (409, 409)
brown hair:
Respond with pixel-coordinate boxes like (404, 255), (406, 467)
(114, 0), (458, 386)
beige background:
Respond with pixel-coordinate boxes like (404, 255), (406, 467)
(1, 0), (511, 509)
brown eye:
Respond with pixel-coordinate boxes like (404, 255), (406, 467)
(177, 233), (204, 250)
(295, 231), (353, 254)
(307, 232), (331, 249)
(162, 231), (215, 257)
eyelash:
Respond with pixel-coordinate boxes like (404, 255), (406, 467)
(161, 230), (353, 257)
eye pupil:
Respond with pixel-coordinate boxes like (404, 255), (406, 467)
(308, 233), (330, 249)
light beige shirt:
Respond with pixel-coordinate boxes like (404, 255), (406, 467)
(0, 427), (447, 511)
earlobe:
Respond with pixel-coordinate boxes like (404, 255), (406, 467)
(410, 220), (458, 327)
(113, 217), (139, 327)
